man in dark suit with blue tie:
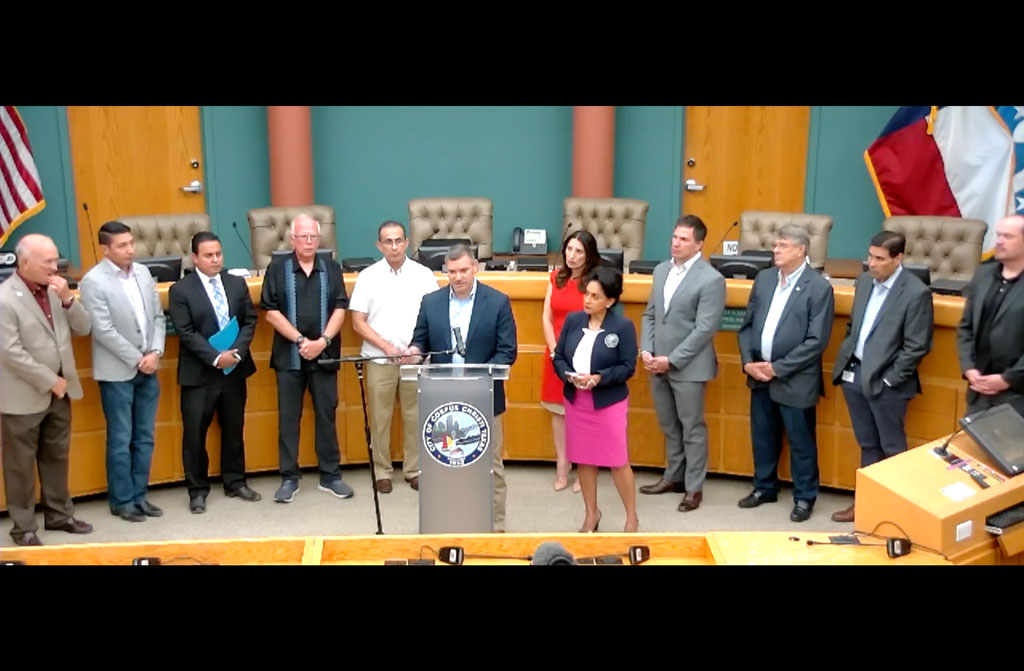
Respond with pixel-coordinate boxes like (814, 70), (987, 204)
(737, 225), (835, 522)
(408, 244), (517, 531)
(168, 232), (261, 514)
(830, 230), (933, 522)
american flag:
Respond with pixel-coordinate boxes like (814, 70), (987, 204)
(0, 105), (46, 246)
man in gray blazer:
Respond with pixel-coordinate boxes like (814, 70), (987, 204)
(830, 231), (933, 522)
(958, 214), (1024, 416)
(79, 221), (166, 523)
(0, 234), (93, 546)
(639, 215), (726, 512)
(737, 225), (834, 522)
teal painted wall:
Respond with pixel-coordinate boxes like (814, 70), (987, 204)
(5, 106), (78, 266)
(312, 106), (574, 259)
(201, 106), (271, 270)
(805, 105), (901, 259)
(614, 106), (684, 261)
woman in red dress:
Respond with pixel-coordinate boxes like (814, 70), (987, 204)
(541, 230), (602, 490)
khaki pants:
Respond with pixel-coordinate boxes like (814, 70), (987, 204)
(366, 362), (420, 481)
(491, 416), (507, 531)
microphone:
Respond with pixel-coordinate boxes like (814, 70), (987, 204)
(231, 221), (259, 272)
(453, 326), (467, 357)
(706, 220), (738, 256)
(82, 202), (100, 264)
(933, 404), (999, 458)
(530, 542), (577, 566)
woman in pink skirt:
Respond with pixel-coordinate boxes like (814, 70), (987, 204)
(552, 267), (638, 533)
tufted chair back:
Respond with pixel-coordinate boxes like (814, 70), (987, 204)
(246, 205), (337, 271)
(738, 211), (833, 270)
(882, 216), (987, 281)
(118, 214), (211, 271)
(408, 198), (493, 260)
(562, 197), (648, 269)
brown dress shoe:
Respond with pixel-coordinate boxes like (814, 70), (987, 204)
(831, 504), (855, 523)
(13, 532), (43, 546)
(375, 479), (393, 494)
(639, 479), (685, 495)
(408, 476), (419, 491)
(677, 491), (703, 512)
(44, 517), (93, 534)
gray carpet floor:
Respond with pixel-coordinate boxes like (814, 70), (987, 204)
(0, 464), (855, 547)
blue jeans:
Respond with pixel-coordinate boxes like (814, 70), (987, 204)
(98, 372), (160, 511)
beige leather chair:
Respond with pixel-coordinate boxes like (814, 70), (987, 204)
(882, 215), (987, 282)
(738, 211), (834, 270)
(246, 205), (337, 271)
(118, 214), (211, 271)
(562, 197), (648, 269)
(408, 198), (493, 260)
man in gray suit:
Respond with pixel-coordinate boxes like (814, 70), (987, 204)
(0, 234), (93, 546)
(958, 214), (1024, 416)
(639, 215), (726, 512)
(737, 225), (834, 522)
(830, 231), (933, 522)
(79, 221), (166, 523)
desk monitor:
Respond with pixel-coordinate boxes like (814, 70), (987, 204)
(138, 255), (182, 283)
(960, 403), (1024, 477)
(598, 248), (624, 273)
(860, 261), (931, 286)
(710, 254), (773, 280)
(417, 239), (474, 272)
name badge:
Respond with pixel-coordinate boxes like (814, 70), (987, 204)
(841, 369), (855, 384)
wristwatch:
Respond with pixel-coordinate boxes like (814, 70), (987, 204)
(295, 335), (306, 345)
(323, 335), (333, 347)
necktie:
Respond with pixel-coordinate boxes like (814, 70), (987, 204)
(210, 277), (230, 330)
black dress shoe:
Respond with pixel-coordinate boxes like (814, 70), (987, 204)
(225, 485), (262, 502)
(111, 506), (146, 522)
(138, 501), (164, 517)
(639, 479), (686, 495)
(190, 495), (207, 514)
(790, 500), (813, 523)
(737, 490), (778, 508)
(13, 532), (43, 546)
(44, 517), (93, 534)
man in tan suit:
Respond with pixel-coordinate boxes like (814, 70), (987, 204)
(0, 234), (94, 546)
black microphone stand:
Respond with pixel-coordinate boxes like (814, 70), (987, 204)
(317, 348), (455, 535)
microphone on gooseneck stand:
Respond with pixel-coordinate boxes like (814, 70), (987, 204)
(706, 220), (739, 256)
(82, 202), (100, 264)
(231, 221), (259, 273)
(453, 326), (467, 358)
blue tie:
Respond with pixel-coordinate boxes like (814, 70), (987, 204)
(210, 276), (230, 330)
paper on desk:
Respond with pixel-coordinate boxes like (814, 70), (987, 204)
(208, 316), (239, 376)
(940, 481), (975, 502)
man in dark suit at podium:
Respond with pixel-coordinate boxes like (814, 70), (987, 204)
(958, 214), (1024, 417)
(408, 244), (518, 531)
(830, 231), (933, 522)
(168, 232), (261, 514)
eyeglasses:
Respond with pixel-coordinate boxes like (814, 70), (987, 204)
(291, 234), (321, 243)
(380, 237), (406, 248)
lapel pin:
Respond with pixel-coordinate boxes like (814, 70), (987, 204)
(604, 333), (620, 348)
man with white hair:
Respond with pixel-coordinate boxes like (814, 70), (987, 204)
(260, 214), (353, 503)
(0, 234), (94, 546)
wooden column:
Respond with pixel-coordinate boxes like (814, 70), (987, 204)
(571, 106), (616, 197)
(267, 106), (314, 206)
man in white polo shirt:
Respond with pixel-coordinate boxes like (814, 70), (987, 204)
(350, 221), (440, 493)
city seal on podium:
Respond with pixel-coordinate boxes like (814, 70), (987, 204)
(423, 402), (490, 467)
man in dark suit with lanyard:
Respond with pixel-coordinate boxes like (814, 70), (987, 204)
(830, 230), (933, 522)
(958, 215), (1024, 417)
(408, 243), (517, 531)
(737, 225), (835, 523)
(168, 231), (261, 513)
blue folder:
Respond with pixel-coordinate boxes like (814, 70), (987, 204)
(208, 316), (239, 376)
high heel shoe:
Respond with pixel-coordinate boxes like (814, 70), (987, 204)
(579, 510), (602, 533)
(624, 516), (639, 533)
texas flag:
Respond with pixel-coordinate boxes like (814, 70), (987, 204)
(864, 106), (1022, 257)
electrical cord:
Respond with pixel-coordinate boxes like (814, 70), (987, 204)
(853, 520), (949, 560)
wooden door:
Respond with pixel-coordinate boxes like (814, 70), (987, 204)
(66, 106), (206, 268)
(682, 106), (811, 254)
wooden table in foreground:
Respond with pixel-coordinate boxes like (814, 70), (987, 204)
(0, 531), (951, 566)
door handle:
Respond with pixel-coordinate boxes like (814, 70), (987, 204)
(181, 179), (204, 194)
(684, 178), (706, 192)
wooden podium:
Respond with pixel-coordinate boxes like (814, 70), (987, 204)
(856, 433), (1024, 565)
